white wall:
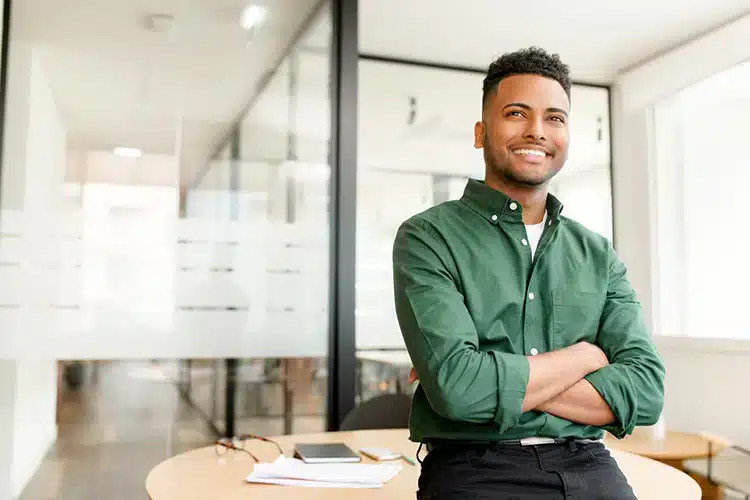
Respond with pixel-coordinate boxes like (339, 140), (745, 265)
(613, 12), (750, 445)
(655, 338), (750, 448)
(0, 46), (66, 498)
(0, 365), (16, 500)
(11, 360), (58, 497)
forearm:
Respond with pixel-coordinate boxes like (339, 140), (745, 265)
(414, 348), (529, 426)
(585, 359), (665, 436)
(522, 343), (602, 412)
(537, 378), (615, 426)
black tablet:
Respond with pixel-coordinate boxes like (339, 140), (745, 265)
(293, 443), (362, 463)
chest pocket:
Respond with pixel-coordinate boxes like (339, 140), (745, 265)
(552, 288), (605, 348)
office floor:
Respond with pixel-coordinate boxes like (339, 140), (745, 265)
(18, 361), (325, 500)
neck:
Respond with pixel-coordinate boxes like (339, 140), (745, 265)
(485, 174), (548, 225)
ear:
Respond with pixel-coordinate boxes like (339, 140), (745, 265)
(474, 121), (485, 149)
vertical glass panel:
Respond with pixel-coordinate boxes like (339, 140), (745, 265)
(220, 4), (332, 435)
(549, 85), (613, 241)
(1, 1), (331, 499)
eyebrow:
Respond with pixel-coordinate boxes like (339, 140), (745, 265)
(503, 102), (569, 117)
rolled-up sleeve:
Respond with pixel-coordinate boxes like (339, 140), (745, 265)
(584, 245), (666, 438)
(393, 218), (529, 432)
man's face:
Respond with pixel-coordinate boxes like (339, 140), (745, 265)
(474, 74), (570, 187)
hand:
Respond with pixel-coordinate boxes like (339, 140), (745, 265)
(408, 367), (418, 383)
(569, 341), (609, 373)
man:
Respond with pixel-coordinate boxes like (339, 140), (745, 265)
(392, 47), (665, 499)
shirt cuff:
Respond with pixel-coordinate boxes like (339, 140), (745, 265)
(585, 365), (636, 438)
(491, 351), (530, 434)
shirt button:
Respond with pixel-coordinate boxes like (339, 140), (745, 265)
(528, 292), (535, 300)
(521, 238), (528, 246)
(509, 202), (518, 210)
(548, 221), (553, 226)
(530, 348), (539, 356)
(491, 214), (498, 221)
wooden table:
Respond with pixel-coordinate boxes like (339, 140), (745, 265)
(146, 429), (701, 499)
(605, 430), (724, 469)
(605, 430), (726, 499)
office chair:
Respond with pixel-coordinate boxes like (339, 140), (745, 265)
(339, 393), (412, 431)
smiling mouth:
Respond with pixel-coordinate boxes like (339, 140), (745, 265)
(512, 148), (549, 158)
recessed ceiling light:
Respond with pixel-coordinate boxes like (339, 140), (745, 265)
(113, 147), (142, 158)
(240, 5), (267, 31)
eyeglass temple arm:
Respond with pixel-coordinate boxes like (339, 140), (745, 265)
(236, 434), (285, 456)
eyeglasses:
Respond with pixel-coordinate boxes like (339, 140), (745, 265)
(215, 434), (285, 462)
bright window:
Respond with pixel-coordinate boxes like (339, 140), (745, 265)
(652, 60), (750, 339)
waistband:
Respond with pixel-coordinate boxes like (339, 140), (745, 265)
(425, 437), (601, 452)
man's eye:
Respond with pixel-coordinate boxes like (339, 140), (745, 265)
(507, 111), (524, 117)
(549, 116), (565, 123)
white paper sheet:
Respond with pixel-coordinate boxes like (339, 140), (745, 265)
(246, 477), (384, 489)
(246, 456), (403, 489)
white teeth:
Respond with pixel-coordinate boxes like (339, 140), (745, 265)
(513, 149), (546, 157)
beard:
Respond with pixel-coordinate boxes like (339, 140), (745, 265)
(483, 133), (562, 187)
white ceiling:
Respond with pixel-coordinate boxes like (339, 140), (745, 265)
(360, 0), (750, 83)
(12, 0), (750, 186)
(13, 0), (321, 184)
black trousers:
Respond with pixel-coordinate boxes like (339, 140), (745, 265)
(416, 440), (637, 500)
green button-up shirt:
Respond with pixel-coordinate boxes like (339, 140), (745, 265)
(393, 179), (665, 443)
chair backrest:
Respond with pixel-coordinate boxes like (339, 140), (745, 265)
(339, 393), (412, 431)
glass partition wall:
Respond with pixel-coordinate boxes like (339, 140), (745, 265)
(0, 3), (350, 497)
(181, 7), (335, 436)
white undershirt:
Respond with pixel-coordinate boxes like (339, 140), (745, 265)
(525, 212), (547, 261)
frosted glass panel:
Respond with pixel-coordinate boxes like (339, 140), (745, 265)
(0, 4), (334, 360)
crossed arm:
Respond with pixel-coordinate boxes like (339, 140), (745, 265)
(522, 344), (616, 425)
(394, 219), (665, 436)
(409, 342), (617, 426)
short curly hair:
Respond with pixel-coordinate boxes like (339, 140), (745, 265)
(482, 47), (571, 109)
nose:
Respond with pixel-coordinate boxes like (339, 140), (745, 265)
(523, 116), (546, 141)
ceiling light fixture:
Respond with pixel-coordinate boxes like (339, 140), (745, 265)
(240, 4), (267, 31)
(113, 147), (143, 158)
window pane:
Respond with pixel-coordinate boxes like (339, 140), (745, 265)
(652, 60), (750, 339)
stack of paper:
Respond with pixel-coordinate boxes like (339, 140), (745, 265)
(246, 456), (403, 489)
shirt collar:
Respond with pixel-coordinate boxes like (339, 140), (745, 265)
(459, 179), (564, 224)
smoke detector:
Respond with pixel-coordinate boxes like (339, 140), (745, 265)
(143, 13), (175, 33)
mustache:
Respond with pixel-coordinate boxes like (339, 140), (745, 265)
(483, 132), (555, 155)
